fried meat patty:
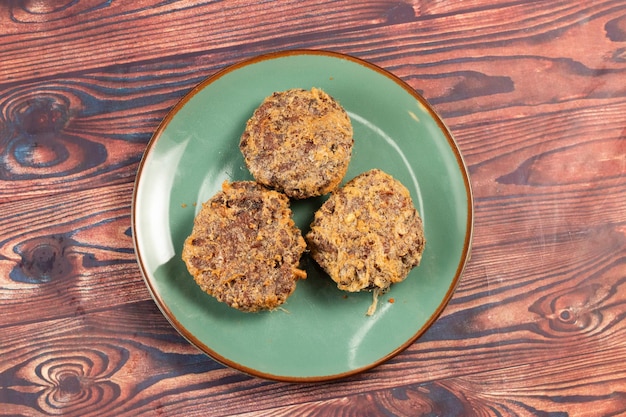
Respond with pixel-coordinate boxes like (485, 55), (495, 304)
(182, 181), (307, 312)
(306, 169), (425, 294)
(239, 88), (353, 199)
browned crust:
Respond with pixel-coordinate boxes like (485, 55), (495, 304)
(306, 169), (425, 293)
(239, 88), (353, 199)
(182, 181), (306, 312)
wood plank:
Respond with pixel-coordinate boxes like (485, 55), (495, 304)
(0, 62), (203, 202)
(2, 0), (625, 415)
(2, 0), (624, 86)
(0, 1), (622, 203)
(0, 182), (149, 326)
(0, 55), (623, 203)
(0, 300), (241, 417)
(1, 1), (623, 204)
(0, 181), (623, 371)
(0, 170), (622, 409)
(228, 354), (626, 416)
(0, 0), (423, 83)
(2, 292), (626, 416)
(0, 92), (624, 322)
(0, 217), (623, 409)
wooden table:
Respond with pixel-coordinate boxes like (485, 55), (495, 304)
(1, 1), (625, 416)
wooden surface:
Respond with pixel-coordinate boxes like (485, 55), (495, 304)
(1, 0), (625, 415)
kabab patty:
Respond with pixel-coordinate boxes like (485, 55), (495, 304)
(182, 181), (307, 312)
(239, 88), (353, 199)
(306, 169), (425, 313)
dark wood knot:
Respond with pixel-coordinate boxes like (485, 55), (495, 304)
(1, 89), (107, 180)
(605, 14), (626, 42)
(2, 93), (69, 173)
(530, 283), (610, 336)
(31, 346), (125, 415)
(384, 2), (416, 24)
(15, 95), (69, 136)
(10, 234), (75, 284)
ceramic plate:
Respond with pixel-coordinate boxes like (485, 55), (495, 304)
(132, 50), (473, 382)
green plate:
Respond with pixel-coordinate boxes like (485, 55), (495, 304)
(132, 50), (473, 382)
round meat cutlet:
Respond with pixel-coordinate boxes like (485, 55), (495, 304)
(182, 181), (307, 312)
(306, 169), (425, 299)
(239, 88), (354, 199)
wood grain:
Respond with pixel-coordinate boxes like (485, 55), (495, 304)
(1, 0), (625, 415)
(1, 1), (623, 202)
(0, 183), (149, 328)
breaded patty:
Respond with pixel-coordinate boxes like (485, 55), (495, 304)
(239, 88), (353, 199)
(182, 181), (307, 312)
(306, 169), (425, 313)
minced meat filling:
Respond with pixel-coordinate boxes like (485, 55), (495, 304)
(182, 181), (306, 312)
(240, 88), (353, 199)
(306, 169), (425, 310)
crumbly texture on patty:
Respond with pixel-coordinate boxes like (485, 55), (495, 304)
(239, 88), (353, 199)
(306, 169), (425, 295)
(182, 181), (307, 312)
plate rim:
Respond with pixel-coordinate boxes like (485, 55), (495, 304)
(131, 49), (474, 382)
